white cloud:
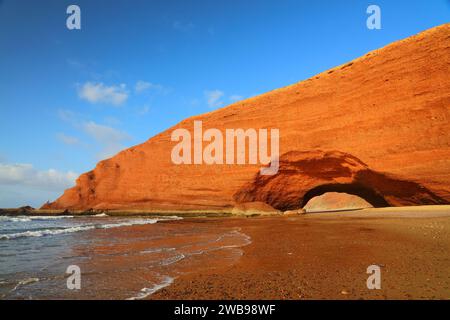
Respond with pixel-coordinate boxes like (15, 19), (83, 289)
(83, 121), (130, 142)
(204, 90), (225, 109)
(229, 95), (244, 102)
(204, 90), (245, 108)
(56, 133), (80, 145)
(78, 82), (129, 106)
(56, 109), (132, 160)
(135, 81), (152, 93)
(135, 81), (170, 94)
(82, 121), (131, 160)
(0, 163), (77, 192)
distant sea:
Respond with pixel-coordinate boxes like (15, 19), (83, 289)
(0, 215), (250, 299)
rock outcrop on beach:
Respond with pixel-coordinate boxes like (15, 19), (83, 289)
(43, 24), (450, 212)
(0, 206), (35, 216)
(302, 192), (373, 212)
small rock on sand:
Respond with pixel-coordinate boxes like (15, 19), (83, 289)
(283, 209), (306, 216)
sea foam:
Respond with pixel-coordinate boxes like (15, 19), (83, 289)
(0, 216), (182, 240)
(127, 276), (174, 300)
(0, 215), (73, 223)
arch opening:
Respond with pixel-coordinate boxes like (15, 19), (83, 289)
(300, 183), (389, 210)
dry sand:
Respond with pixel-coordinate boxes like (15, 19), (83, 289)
(151, 206), (450, 300)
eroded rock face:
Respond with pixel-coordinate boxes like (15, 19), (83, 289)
(43, 24), (450, 212)
(233, 151), (448, 210)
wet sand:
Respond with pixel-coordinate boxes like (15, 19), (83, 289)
(0, 215), (251, 300)
(151, 207), (450, 300)
(2, 206), (449, 300)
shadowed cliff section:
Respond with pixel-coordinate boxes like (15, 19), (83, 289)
(233, 151), (448, 211)
(42, 24), (450, 212)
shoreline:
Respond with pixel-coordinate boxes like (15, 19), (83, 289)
(1, 206), (449, 299)
(149, 207), (450, 300)
(0, 207), (234, 217)
(2, 204), (450, 218)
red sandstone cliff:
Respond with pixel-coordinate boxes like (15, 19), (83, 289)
(43, 24), (450, 212)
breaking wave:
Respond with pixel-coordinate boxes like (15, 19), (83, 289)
(0, 216), (73, 223)
(0, 217), (182, 240)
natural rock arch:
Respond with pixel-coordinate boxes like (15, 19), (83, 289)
(234, 150), (448, 211)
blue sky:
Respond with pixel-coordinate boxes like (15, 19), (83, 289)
(0, 0), (449, 207)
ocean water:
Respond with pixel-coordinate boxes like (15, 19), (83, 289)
(0, 215), (250, 300)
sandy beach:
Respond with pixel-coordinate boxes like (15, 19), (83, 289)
(150, 206), (450, 300)
(1, 206), (449, 300)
